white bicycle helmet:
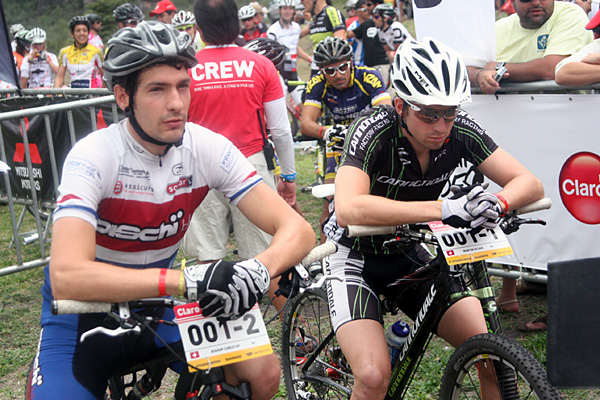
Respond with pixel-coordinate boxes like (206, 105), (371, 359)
(27, 28), (47, 44)
(345, 0), (358, 10)
(391, 37), (471, 106)
(172, 10), (196, 27)
(373, 3), (395, 19)
(10, 23), (24, 36)
(238, 5), (257, 19)
(279, 0), (296, 7)
(103, 21), (197, 91)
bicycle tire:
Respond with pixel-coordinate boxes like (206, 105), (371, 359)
(439, 333), (562, 400)
(281, 289), (353, 400)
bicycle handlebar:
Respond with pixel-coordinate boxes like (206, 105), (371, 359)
(52, 244), (338, 315)
(346, 197), (552, 238)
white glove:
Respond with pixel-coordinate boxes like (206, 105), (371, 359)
(442, 183), (502, 229)
(324, 124), (347, 152)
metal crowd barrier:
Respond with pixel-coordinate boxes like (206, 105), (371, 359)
(0, 89), (119, 276)
(0, 82), (596, 278)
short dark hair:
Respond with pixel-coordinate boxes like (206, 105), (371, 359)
(194, 0), (240, 45)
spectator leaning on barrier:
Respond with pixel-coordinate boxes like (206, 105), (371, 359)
(114, 3), (145, 29)
(555, 10), (600, 85)
(150, 0), (178, 24)
(468, 0), (592, 94)
(20, 28), (59, 89)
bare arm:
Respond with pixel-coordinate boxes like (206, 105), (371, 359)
(555, 53), (600, 86)
(299, 103), (325, 138)
(50, 218), (181, 302)
(496, 55), (567, 82)
(334, 165), (443, 228)
(297, 45), (312, 63)
(236, 182), (316, 277)
(20, 76), (28, 88)
(334, 29), (346, 39)
(54, 65), (66, 88)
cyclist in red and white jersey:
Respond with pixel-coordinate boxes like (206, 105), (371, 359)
(239, 5), (268, 43)
(26, 21), (314, 400)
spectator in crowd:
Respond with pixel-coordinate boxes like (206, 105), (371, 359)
(55, 16), (103, 88)
(20, 28), (59, 88)
(12, 29), (30, 76)
(183, 0), (299, 320)
(10, 23), (25, 52)
(347, 0), (390, 86)
(150, 0), (177, 24)
(555, 10), (600, 85)
(239, 5), (268, 42)
(114, 3), (144, 29)
(345, 0), (359, 28)
(346, 0), (364, 66)
(250, 2), (269, 31)
(267, 0), (312, 114)
(301, 0), (346, 75)
(373, 3), (412, 62)
(559, 0), (592, 15)
(468, 0), (592, 94)
(172, 10), (205, 52)
(363, 0), (381, 16)
(300, 37), (391, 241)
(85, 13), (104, 51)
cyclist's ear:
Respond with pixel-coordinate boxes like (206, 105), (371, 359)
(113, 84), (130, 111)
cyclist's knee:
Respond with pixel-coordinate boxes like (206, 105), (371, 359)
(353, 363), (390, 399)
(249, 361), (280, 400)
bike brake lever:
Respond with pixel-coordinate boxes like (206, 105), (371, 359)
(80, 325), (142, 343)
(304, 274), (343, 292)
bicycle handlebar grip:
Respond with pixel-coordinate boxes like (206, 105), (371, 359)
(301, 241), (338, 266)
(293, 134), (317, 142)
(52, 299), (112, 315)
(515, 198), (552, 215)
(346, 225), (396, 237)
(311, 184), (335, 199)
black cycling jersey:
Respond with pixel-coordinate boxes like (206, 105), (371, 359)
(323, 105), (499, 254)
(308, 5), (345, 50)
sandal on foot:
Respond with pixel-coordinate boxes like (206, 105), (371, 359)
(520, 315), (547, 332)
(495, 297), (519, 313)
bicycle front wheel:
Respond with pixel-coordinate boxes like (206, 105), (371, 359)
(281, 289), (353, 400)
(439, 333), (562, 400)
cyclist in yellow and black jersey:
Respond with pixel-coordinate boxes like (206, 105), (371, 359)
(300, 0), (346, 74)
(55, 16), (103, 88)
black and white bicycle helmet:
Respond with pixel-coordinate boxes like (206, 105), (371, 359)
(244, 37), (287, 69)
(14, 30), (31, 47)
(391, 37), (471, 106)
(10, 23), (24, 36)
(26, 28), (46, 44)
(345, 0), (358, 10)
(239, 5), (257, 19)
(373, 3), (395, 19)
(172, 10), (196, 27)
(69, 16), (91, 32)
(85, 13), (102, 24)
(279, 0), (296, 7)
(313, 37), (353, 68)
(113, 3), (144, 23)
(103, 21), (197, 91)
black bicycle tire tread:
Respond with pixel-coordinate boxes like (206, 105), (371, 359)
(439, 333), (562, 400)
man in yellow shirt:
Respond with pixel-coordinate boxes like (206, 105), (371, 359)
(469, 0), (592, 94)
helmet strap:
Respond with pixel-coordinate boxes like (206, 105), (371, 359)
(398, 107), (414, 138)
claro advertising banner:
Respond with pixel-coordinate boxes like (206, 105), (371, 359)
(463, 94), (600, 270)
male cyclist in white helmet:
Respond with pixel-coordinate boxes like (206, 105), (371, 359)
(322, 37), (544, 400)
(172, 10), (205, 52)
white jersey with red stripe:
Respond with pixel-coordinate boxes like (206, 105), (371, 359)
(53, 119), (262, 268)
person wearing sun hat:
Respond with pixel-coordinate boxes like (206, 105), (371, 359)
(150, 0), (178, 24)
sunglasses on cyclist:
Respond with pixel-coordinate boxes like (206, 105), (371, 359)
(321, 60), (352, 76)
(176, 24), (194, 31)
(124, 19), (140, 26)
(241, 17), (254, 22)
(365, 2), (374, 6)
(404, 100), (459, 123)
(357, 7), (368, 12)
(373, 14), (381, 19)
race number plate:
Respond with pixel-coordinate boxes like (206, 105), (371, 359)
(428, 222), (513, 265)
(174, 303), (272, 370)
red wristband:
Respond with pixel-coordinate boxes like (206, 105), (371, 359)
(318, 126), (324, 138)
(495, 194), (508, 217)
(158, 268), (168, 296)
